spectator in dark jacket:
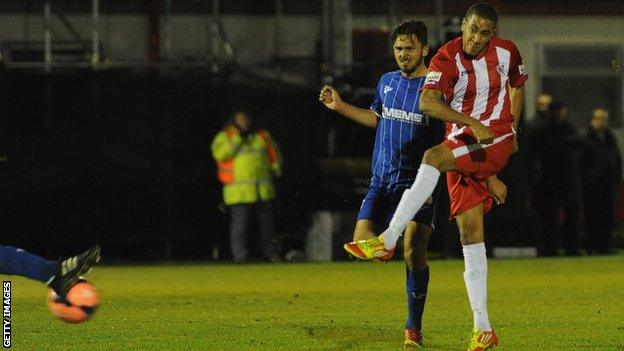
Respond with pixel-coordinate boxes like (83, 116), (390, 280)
(581, 107), (622, 255)
(528, 102), (583, 256)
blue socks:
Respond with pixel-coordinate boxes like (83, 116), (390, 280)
(406, 266), (429, 330)
(0, 246), (58, 283)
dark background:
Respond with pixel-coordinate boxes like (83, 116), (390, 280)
(0, 68), (540, 261)
(0, 70), (326, 260)
(2, 0), (618, 261)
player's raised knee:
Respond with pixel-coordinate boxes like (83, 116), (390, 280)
(422, 145), (454, 171)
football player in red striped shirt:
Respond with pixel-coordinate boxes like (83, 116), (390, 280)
(344, 3), (527, 350)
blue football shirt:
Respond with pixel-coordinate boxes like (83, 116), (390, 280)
(369, 71), (444, 186)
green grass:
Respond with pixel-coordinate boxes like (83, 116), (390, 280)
(4, 256), (624, 350)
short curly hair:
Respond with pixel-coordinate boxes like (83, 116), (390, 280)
(390, 20), (428, 47)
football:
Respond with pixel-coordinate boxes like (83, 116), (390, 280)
(47, 279), (100, 324)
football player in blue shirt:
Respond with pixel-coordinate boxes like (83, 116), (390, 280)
(319, 20), (443, 348)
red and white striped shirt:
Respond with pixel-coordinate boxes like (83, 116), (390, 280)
(423, 36), (528, 138)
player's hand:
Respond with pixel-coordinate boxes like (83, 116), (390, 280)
(486, 175), (507, 205)
(471, 122), (494, 144)
(511, 135), (519, 153)
(319, 85), (342, 110)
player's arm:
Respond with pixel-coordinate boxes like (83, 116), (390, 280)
(509, 84), (525, 153)
(509, 84), (524, 131)
(419, 88), (494, 144)
(319, 85), (377, 128)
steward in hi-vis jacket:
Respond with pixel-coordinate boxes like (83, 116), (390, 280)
(211, 110), (282, 262)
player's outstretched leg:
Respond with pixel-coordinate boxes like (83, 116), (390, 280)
(345, 145), (453, 260)
(48, 245), (102, 296)
(0, 245), (59, 283)
(343, 235), (394, 261)
(344, 166), (440, 261)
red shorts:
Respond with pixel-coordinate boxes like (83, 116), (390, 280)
(443, 124), (514, 217)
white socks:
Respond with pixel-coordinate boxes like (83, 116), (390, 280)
(463, 242), (491, 331)
(382, 164), (440, 250)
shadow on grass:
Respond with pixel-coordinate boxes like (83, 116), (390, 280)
(299, 324), (458, 351)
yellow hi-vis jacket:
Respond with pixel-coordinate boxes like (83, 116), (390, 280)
(211, 127), (282, 205)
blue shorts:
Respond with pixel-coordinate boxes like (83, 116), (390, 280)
(357, 181), (437, 228)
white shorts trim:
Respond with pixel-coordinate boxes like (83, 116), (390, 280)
(451, 132), (515, 159)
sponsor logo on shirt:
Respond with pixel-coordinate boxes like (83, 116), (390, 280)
(424, 71), (442, 84)
(382, 106), (424, 123)
(519, 64), (527, 75)
(383, 85), (394, 94)
(496, 62), (507, 75)
(459, 68), (474, 77)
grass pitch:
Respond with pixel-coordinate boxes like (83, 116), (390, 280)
(5, 256), (624, 350)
